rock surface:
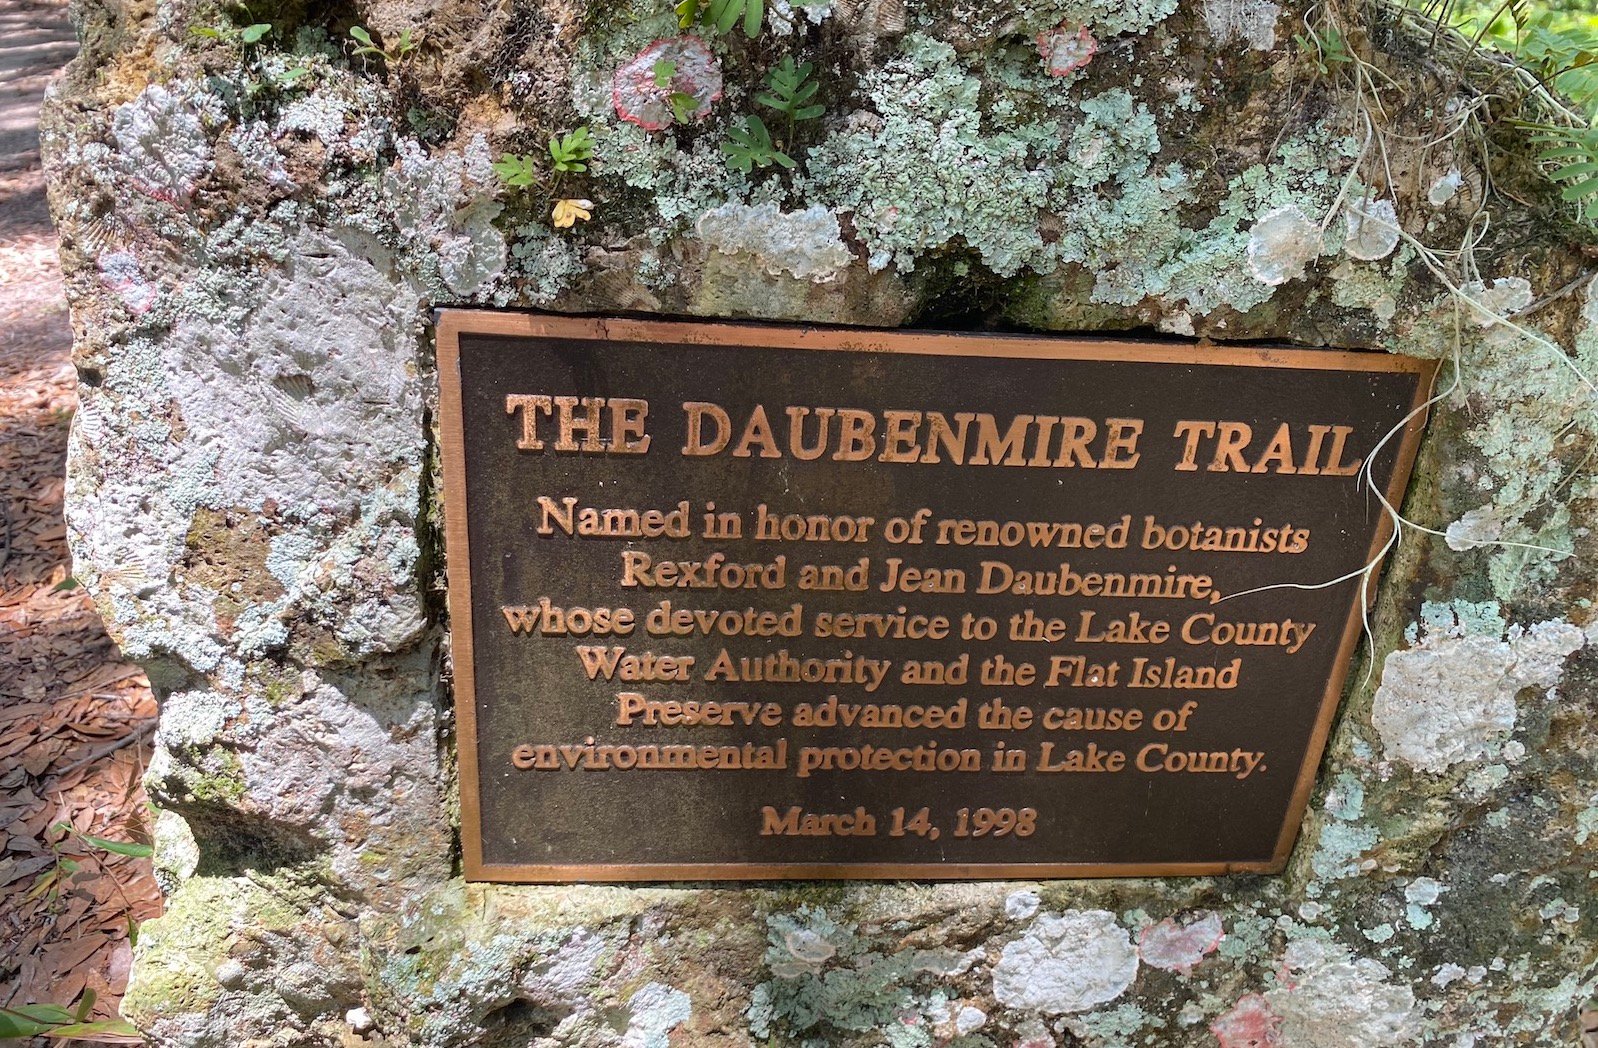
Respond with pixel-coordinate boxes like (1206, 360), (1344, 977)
(38, 0), (1598, 1043)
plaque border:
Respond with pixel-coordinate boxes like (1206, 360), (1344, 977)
(435, 310), (1437, 883)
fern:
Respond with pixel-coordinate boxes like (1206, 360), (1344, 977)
(756, 57), (824, 121)
(1517, 15), (1598, 114)
(1525, 122), (1598, 222)
(548, 126), (594, 173)
(190, 21), (272, 46)
(1292, 26), (1353, 75)
(350, 25), (419, 64)
(721, 116), (794, 172)
(675, 0), (763, 37)
(492, 153), (541, 189)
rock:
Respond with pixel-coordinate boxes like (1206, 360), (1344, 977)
(39, 0), (1598, 1042)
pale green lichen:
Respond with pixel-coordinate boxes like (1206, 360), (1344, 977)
(1325, 250), (1410, 327)
(802, 37), (1161, 276)
(1390, 280), (1598, 602)
(1308, 771), (1379, 885)
(1409, 599), (1506, 642)
(747, 906), (991, 1047)
(911, 0), (1178, 45)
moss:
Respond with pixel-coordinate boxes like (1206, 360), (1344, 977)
(123, 876), (301, 1024)
(189, 748), (249, 804)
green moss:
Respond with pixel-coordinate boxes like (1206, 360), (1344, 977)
(123, 876), (300, 1024)
(190, 749), (249, 804)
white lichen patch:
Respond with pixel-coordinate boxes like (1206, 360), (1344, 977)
(1444, 504), (1507, 552)
(518, 929), (607, 1011)
(278, 93), (349, 145)
(1404, 877), (1447, 929)
(1246, 204), (1322, 285)
(992, 910), (1138, 1014)
(1371, 608), (1585, 773)
(97, 249), (157, 314)
(164, 228), (423, 520)
(773, 926), (837, 975)
(383, 136), (506, 297)
(1265, 942), (1420, 1047)
(622, 982), (691, 1048)
(1202, 0), (1281, 50)
(695, 202), (853, 282)
(1429, 168), (1463, 206)
(160, 688), (242, 748)
(1461, 276), (1533, 328)
(1343, 197), (1400, 261)
(150, 809), (199, 896)
(111, 83), (212, 202)
(1005, 889), (1041, 920)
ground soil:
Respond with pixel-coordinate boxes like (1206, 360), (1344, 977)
(0, 0), (163, 1035)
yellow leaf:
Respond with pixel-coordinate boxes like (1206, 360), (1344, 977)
(552, 198), (594, 229)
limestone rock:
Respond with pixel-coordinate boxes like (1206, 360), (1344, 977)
(39, 0), (1598, 1042)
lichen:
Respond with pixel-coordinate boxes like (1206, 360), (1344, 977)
(695, 201), (853, 281)
(991, 910), (1139, 1014)
(1371, 607), (1586, 774)
(39, 0), (1598, 1040)
(748, 906), (988, 1045)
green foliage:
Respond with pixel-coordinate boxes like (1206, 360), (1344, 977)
(1416, 0), (1598, 117)
(273, 64), (311, 87)
(721, 115), (794, 171)
(80, 834), (156, 858)
(667, 91), (704, 125)
(50, 821), (154, 859)
(349, 25), (419, 65)
(1517, 14), (1598, 112)
(492, 153), (541, 189)
(548, 127), (594, 173)
(653, 58), (678, 87)
(1293, 25), (1353, 74)
(25, 821), (152, 910)
(1523, 122), (1598, 220)
(189, 21), (272, 46)
(0, 990), (141, 1042)
(675, 0), (763, 37)
(757, 57), (824, 121)
(1412, 1), (1598, 224)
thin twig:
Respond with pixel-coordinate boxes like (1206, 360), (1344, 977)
(0, 500), (11, 577)
(49, 722), (157, 779)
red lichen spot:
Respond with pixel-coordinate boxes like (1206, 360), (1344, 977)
(1137, 911), (1224, 975)
(611, 37), (723, 131)
(1210, 994), (1283, 1048)
(1036, 22), (1097, 76)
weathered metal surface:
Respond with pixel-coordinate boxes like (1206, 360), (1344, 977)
(437, 312), (1432, 881)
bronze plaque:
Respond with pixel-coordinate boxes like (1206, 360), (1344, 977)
(436, 312), (1433, 881)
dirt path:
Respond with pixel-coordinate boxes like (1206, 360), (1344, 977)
(1, 0), (163, 1034)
